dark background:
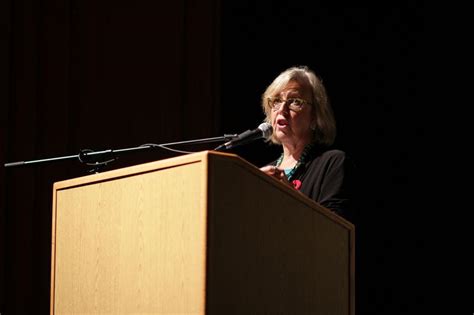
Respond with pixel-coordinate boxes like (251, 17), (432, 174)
(1, 1), (454, 314)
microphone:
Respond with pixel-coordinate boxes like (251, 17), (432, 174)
(215, 122), (273, 151)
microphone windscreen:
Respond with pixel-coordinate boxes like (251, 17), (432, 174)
(258, 122), (273, 139)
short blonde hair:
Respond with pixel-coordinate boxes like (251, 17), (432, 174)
(261, 65), (336, 146)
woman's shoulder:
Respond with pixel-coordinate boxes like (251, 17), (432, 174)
(308, 147), (355, 170)
(314, 147), (347, 161)
(320, 148), (346, 157)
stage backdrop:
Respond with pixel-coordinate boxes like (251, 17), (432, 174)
(3, 2), (430, 314)
(2, 0), (220, 313)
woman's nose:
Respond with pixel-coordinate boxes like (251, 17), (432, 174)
(276, 101), (290, 114)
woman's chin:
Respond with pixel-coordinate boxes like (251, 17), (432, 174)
(274, 130), (292, 142)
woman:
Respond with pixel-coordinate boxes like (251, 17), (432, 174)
(260, 65), (355, 222)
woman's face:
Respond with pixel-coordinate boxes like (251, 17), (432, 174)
(270, 80), (314, 146)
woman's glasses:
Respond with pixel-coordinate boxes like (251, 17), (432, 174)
(267, 97), (311, 112)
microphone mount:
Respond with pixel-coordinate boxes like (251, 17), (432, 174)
(4, 134), (238, 173)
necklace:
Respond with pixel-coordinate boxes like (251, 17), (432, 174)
(275, 142), (315, 181)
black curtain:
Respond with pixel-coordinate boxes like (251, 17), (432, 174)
(2, 0), (220, 313)
(3, 1), (450, 314)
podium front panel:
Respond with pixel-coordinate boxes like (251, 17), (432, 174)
(51, 160), (207, 314)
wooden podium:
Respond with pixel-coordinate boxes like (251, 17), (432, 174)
(50, 150), (355, 314)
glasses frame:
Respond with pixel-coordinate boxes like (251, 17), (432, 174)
(267, 97), (311, 112)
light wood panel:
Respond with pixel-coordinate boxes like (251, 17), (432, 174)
(51, 150), (355, 314)
(206, 154), (354, 314)
(51, 155), (209, 314)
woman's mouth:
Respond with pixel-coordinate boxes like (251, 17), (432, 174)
(276, 118), (289, 128)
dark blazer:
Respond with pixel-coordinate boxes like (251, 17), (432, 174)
(271, 147), (356, 223)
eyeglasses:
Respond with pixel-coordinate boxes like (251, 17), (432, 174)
(267, 97), (311, 112)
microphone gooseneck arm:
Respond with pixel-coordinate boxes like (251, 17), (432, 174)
(4, 134), (238, 172)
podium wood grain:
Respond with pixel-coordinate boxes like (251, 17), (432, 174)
(51, 151), (354, 314)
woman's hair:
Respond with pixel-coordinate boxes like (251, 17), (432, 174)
(261, 65), (336, 146)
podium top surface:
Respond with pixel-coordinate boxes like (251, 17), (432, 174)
(53, 150), (231, 189)
(53, 150), (354, 230)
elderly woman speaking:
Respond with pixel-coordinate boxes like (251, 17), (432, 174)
(260, 65), (356, 222)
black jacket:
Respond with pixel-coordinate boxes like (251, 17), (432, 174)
(271, 147), (356, 223)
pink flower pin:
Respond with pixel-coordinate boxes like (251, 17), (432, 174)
(292, 179), (302, 190)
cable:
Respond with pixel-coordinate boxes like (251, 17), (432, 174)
(140, 143), (195, 154)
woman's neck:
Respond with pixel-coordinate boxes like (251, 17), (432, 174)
(280, 140), (310, 169)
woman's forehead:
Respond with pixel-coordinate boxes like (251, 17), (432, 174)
(276, 80), (311, 96)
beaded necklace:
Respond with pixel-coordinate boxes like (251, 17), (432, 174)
(275, 142), (315, 181)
